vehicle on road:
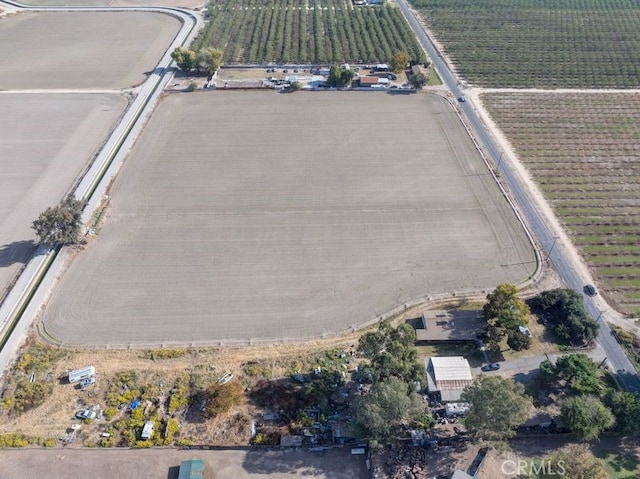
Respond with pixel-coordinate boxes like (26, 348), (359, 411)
(75, 409), (97, 420)
(481, 363), (500, 372)
(457, 96), (466, 102)
(584, 284), (597, 296)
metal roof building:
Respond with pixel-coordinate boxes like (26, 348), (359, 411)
(178, 459), (204, 479)
(425, 356), (473, 402)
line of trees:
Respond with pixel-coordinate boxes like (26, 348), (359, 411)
(171, 46), (223, 75)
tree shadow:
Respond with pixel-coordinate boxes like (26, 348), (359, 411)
(595, 449), (639, 474)
(0, 239), (36, 268)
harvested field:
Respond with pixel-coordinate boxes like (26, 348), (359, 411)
(0, 11), (180, 89)
(42, 91), (535, 346)
(0, 93), (127, 302)
(482, 91), (640, 316)
(18, 0), (205, 7)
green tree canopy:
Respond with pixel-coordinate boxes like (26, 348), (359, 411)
(530, 289), (599, 345)
(32, 196), (85, 249)
(460, 375), (532, 440)
(536, 444), (608, 479)
(604, 390), (640, 435)
(410, 72), (428, 89)
(196, 47), (223, 75)
(171, 46), (196, 71)
(389, 51), (409, 73)
(327, 64), (355, 87)
(554, 353), (600, 394)
(351, 376), (428, 449)
(483, 283), (530, 348)
(560, 395), (614, 440)
(357, 321), (424, 385)
(507, 329), (531, 351)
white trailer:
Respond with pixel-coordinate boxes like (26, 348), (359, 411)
(141, 421), (154, 440)
(68, 366), (95, 384)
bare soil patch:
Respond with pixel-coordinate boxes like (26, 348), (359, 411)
(0, 447), (368, 479)
(0, 93), (127, 301)
(41, 91), (535, 346)
(0, 11), (180, 89)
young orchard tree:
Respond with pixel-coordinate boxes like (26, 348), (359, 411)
(32, 196), (85, 249)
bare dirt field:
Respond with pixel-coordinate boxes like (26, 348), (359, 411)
(0, 11), (180, 89)
(0, 447), (368, 479)
(42, 91), (535, 347)
(0, 93), (127, 302)
(18, 0), (205, 7)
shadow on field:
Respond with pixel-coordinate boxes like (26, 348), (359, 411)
(0, 239), (36, 268)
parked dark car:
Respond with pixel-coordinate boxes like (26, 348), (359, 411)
(481, 363), (500, 372)
(584, 284), (597, 296)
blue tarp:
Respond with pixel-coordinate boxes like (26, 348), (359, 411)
(130, 399), (141, 409)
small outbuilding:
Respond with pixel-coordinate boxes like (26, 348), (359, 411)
(357, 76), (379, 87)
(425, 356), (473, 402)
(178, 459), (204, 479)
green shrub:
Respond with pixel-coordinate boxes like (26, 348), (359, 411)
(144, 349), (186, 360)
(168, 376), (190, 413)
(11, 379), (52, 414)
(15, 344), (68, 374)
(103, 407), (119, 421)
(164, 418), (180, 445)
(176, 438), (192, 447)
(43, 438), (56, 447)
(243, 363), (260, 377)
(0, 434), (30, 447)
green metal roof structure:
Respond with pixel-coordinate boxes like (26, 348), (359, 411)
(178, 459), (204, 479)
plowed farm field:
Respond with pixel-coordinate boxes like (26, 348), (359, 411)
(0, 93), (127, 303)
(0, 11), (180, 89)
(482, 92), (640, 316)
(42, 91), (535, 347)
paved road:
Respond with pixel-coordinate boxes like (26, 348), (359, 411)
(0, 0), (201, 376)
(396, 0), (640, 391)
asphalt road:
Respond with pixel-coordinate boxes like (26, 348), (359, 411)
(396, 0), (640, 391)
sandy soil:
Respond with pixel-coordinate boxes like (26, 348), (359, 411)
(41, 91), (535, 347)
(0, 11), (180, 89)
